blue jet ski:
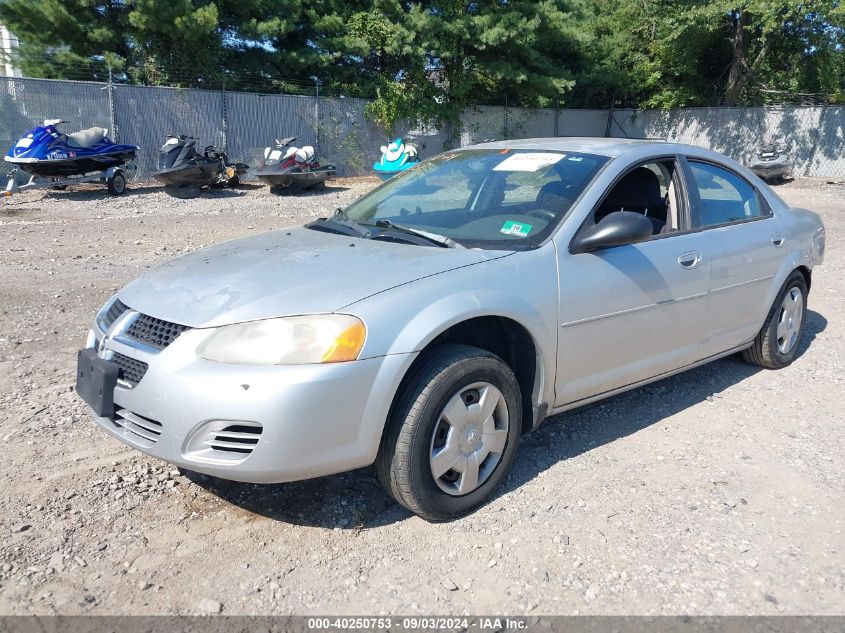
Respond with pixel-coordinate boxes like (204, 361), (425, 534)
(373, 138), (420, 181)
(5, 120), (138, 179)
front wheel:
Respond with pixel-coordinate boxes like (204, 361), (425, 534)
(742, 271), (808, 369)
(376, 344), (522, 521)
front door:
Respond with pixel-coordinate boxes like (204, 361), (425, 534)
(553, 158), (711, 406)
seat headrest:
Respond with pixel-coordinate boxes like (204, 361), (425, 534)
(537, 180), (569, 199)
(604, 167), (663, 212)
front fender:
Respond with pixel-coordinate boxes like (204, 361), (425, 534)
(345, 247), (560, 408)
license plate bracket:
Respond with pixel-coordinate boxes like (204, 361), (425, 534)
(76, 348), (118, 417)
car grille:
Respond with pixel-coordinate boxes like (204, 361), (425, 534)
(125, 314), (190, 349)
(112, 351), (148, 387)
(208, 424), (263, 455)
(110, 409), (162, 447)
(102, 299), (128, 329)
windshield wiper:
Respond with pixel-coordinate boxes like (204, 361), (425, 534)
(369, 219), (462, 249)
(306, 208), (372, 238)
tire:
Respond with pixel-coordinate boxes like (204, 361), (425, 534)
(742, 271), (808, 369)
(227, 174), (240, 188)
(375, 344), (522, 521)
(107, 171), (127, 195)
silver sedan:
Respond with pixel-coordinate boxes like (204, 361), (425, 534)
(77, 138), (826, 521)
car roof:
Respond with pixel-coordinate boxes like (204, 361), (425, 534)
(464, 137), (690, 158)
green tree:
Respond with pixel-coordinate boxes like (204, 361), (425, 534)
(614, 0), (845, 107)
(355, 0), (582, 133)
(127, 0), (220, 85)
(0, 0), (130, 79)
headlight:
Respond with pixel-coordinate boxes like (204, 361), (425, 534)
(197, 315), (366, 365)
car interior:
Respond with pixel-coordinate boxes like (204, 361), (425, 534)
(342, 151), (697, 246)
(592, 160), (681, 236)
(368, 154), (607, 243)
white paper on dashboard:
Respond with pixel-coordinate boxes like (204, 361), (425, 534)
(493, 152), (565, 172)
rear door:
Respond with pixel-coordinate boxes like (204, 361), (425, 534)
(682, 159), (783, 356)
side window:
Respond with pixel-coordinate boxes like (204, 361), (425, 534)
(594, 159), (679, 237)
(688, 161), (764, 228)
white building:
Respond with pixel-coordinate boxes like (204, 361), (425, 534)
(1, 24), (20, 77)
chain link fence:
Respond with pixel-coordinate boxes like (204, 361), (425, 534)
(610, 106), (845, 178)
(2, 75), (844, 190)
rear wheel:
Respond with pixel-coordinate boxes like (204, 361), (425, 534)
(376, 344), (521, 521)
(107, 171), (127, 195)
(742, 271), (808, 369)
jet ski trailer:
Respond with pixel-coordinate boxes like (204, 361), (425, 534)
(4, 120), (137, 196)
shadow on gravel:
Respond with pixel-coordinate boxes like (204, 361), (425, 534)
(43, 184), (163, 200)
(500, 309), (828, 503)
(185, 310), (827, 528)
(182, 467), (406, 529)
(268, 185), (350, 196)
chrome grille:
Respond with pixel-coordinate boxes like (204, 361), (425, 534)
(125, 314), (190, 349)
(111, 409), (162, 447)
(102, 299), (128, 329)
(112, 351), (148, 387)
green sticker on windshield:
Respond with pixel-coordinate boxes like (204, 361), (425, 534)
(500, 221), (533, 237)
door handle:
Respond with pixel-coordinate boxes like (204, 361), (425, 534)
(678, 250), (701, 269)
(771, 234), (785, 247)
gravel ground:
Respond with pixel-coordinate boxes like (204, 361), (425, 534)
(0, 177), (842, 616)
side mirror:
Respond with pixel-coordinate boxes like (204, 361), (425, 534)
(571, 211), (654, 253)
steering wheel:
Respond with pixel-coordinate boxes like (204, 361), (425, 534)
(526, 208), (557, 221)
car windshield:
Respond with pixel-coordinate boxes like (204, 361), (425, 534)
(342, 149), (608, 249)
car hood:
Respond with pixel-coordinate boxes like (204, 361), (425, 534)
(119, 227), (511, 328)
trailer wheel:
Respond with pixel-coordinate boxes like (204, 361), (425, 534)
(107, 171), (127, 196)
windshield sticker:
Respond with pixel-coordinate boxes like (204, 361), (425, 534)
(500, 221), (533, 237)
(567, 156), (584, 162)
(493, 152), (564, 172)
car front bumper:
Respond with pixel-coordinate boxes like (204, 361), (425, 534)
(84, 327), (416, 483)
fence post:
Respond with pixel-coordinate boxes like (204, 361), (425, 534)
(503, 90), (509, 139)
(314, 77), (321, 156)
(604, 95), (615, 138)
(554, 97), (560, 137)
(221, 84), (228, 152)
(107, 66), (118, 142)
